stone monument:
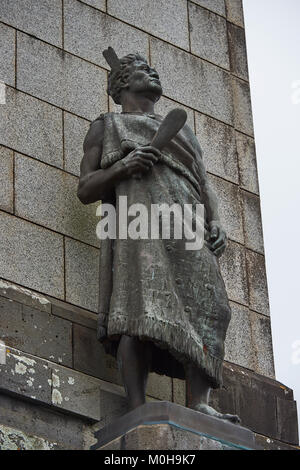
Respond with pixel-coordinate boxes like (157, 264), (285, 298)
(0, 0), (298, 450)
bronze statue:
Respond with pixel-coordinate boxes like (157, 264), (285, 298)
(77, 48), (240, 424)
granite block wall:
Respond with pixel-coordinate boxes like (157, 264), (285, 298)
(0, 0), (297, 449)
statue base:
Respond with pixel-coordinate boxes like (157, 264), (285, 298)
(91, 401), (259, 450)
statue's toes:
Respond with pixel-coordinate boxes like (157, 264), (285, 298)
(223, 413), (241, 424)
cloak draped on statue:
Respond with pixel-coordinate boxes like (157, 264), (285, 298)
(95, 112), (231, 388)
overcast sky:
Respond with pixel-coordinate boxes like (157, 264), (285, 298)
(243, 0), (300, 428)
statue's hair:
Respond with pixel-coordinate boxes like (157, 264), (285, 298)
(107, 53), (149, 104)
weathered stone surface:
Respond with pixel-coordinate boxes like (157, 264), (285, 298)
(64, 112), (90, 177)
(0, 88), (63, 168)
(232, 77), (254, 136)
(17, 32), (107, 121)
(65, 238), (99, 312)
(208, 175), (244, 244)
(242, 191), (264, 254)
(0, 212), (64, 299)
(150, 38), (233, 125)
(191, 0), (226, 16)
(246, 250), (270, 315)
(0, 347), (52, 404)
(107, 0), (189, 50)
(236, 132), (259, 194)
(15, 154), (99, 247)
(52, 299), (97, 330)
(156, 96), (195, 131)
(219, 241), (248, 306)
(50, 365), (101, 421)
(196, 113), (239, 183)
(255, 433), (299, 450)
(0, 423), (58, 450)
(116, 424), (233, 450)
(147, 374), (172, 402)
(0, 393), (85, 450)
(225, 302), (256, 370)
(188, 3), (229, 69)
(73, 323), (122, 384)
(0, 279), (51, 314)
(81, 0), (105, 10)
(228, 22), (249, 80)
(0, 23), (15, 87)
(276, 397), (299, 445)
(251, 312), (275, 378)
(225, 0), (244, 27)
(172, 378), (185, 406)
(64, 0), (149, 69)
(0, 0), (62, 47)
(0, 297), (72, 366)
(0, 146), (13, 213)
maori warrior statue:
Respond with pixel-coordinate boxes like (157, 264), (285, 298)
(77, 47), (240, 423)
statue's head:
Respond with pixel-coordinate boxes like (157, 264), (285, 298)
(107, 53), (162, 105)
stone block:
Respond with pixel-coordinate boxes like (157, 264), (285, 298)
(65, 238), (99, 312)
(50, 365), (101, 421)
(156, 96), (195, 131)
(0, 146), (14, 213)
(147, 374), (172, 401)
(0, 297), (72, 366)
(195, 113), (239, 183)
(0, 393), (85, 449)
(150, 38), (233, 125)
(250, 312), (275, 378)
(0, 423), (58, 450)
(276, 397), (299, 445)
(228, 22), (249, 80)
(191, 0), (226, 16)
(0, 279), (51, 314)
(64, 112), (91, 177)
(17, 32), (107, 121)
(219, 240), (248, 306)
(0, 0), (62, 47)
(64, 0), (149, 69)
(81, 0), (105, 10)
(93, 402), (257, 450)
(242, 191), (264, 254)
(0, 23), (15, 87)
(73, 323), (122, 385)
(51, 299), (97, 330)
(15, 154), (100, 247)
(208, 174), (244, 244)
(172, 378), (185, 406)
(0, 212), (64, 299)
(232, 77), (254, 135)
(236, 132), (259, 194)
(225, 302), (256, 370)
(188, 3), (230, 69)
(0, 347), (52, 404)
(107, 0), (189, 50)
(225, 0), (244, 27)
(246, 250), (270, 315)
(0, 88), (63, 168)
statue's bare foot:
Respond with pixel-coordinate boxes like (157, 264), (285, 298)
(193, 403), (241, 425)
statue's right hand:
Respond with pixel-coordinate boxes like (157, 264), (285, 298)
(119, 146), (160, 178)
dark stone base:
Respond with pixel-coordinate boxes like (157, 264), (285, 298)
(92, 402), (260, 450)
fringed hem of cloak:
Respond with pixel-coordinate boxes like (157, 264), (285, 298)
(105, 315), (223, 389)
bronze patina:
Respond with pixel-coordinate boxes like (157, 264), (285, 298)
(77, 47), (239, 423)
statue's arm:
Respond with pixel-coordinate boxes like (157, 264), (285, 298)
(77, 119), (125, 204)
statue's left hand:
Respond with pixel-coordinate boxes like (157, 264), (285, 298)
(209, 220), (227, 258)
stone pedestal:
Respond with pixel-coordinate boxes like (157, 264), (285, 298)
(92, 401), (258, 450)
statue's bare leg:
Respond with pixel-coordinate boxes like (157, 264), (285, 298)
(117, 335), (152, 410)
(185, 364), (240, 424)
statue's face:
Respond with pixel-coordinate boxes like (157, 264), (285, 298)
(126, 60), (162, 99)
